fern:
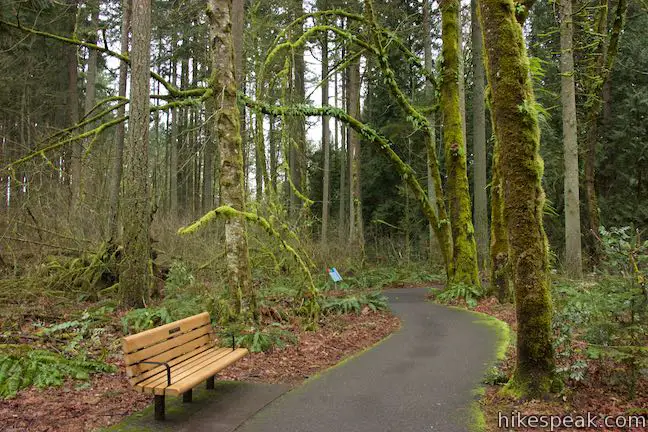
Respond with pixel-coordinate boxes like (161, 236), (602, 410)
(229, 324), (297, 353)
(121, 307), (174, 334)
(0, 347), (115, 398)
(433, 283), (483, 308)
(321, 292), (389, 315)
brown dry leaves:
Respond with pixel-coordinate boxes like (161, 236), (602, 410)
(0, 311), (399, 432)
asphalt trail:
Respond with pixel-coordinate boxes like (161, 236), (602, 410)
(235, 287), (499, 432)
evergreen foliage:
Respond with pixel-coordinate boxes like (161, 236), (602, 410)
(0, 346), (115, 399)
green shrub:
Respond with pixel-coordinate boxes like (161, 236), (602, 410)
(321, 292), (389, 315)
(431, 283), (483, 308)
(0, 346), (115, 398)
(121, 307), (174, 334)
(165, 261), (195, 294)
(225, 324), (297, 353)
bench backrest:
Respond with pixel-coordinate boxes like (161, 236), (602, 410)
(122, 312), (213, 382)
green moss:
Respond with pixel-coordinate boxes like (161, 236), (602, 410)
(100, 382), (249, 431)
(440, 0), (480, 288)
(479, 0), (556, 399)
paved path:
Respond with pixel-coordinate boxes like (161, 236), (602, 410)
(235, 288), (500, 432)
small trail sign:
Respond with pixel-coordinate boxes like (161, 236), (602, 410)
(328, 267), (343, 282)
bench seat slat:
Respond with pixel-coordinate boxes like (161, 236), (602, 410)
(125, 334), (212, 378)
(135, 347), (232, 390)
(140, 348), (249, 396)
(129, 344), (219, 386)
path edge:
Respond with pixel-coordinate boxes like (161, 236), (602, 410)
(446, 305), (512, 432)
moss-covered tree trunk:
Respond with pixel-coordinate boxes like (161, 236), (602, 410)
(489, 140), (511, 303)
(119, 0), (151, 308)
(207, 0), (254, 317)
(478, 0), (555, 397)
(471, 0), (489, 271)
(422, 0), (440, 261)
(289, 0), (307, 216)
(440, 0), (480, 287)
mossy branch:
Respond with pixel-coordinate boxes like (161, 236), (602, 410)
(178, 206), (318, 297)
(5, 92), (211, 170)
(0, 19), (207, 100)
(242, 95), (451, 277)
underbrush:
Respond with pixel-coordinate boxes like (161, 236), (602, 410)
(0, 244), (438, 399)
(475, 226), (647, 427)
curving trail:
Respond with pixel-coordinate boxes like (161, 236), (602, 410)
(234, 287), (500, 432)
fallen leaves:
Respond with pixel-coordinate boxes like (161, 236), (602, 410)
(0, 311), (400, 432)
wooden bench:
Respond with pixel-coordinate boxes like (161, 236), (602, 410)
(122, 312), (248, 420)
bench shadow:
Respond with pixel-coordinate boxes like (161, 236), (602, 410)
(100, 381), (290, 432)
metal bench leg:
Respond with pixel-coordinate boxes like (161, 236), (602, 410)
(154, 395), (165, 420)
(183, 389), (192, 403)
(206, 376), (215, 390)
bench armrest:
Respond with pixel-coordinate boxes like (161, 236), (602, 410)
(213, 326), (237, 350)
(139, 361), (171, 386)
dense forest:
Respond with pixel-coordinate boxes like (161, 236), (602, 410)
(0, 0), (646, 430)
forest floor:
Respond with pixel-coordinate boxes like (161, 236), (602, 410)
(472, 298), (648, 432)
(0, 311), (399, 432)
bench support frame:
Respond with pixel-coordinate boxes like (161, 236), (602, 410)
(183, 389), (192, 403)
(207, 376), (215, 390)
(154, 395), (165, 421)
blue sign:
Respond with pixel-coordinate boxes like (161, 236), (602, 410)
(328, 267), (343, 282)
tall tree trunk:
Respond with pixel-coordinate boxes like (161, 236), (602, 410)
(83, 0), (99, 134)
(422, 0), (439, 261)
(440, 0), (480, 287)
(583, 0), (627, 263)
(269, 115), (277, 193)
(321, 28), (331, 245)
(338, 65), (347, 240)
(232, 0), (246, 200)
(119, 0), (151, 308)
(67, 0), (81, 209)
(458, 5), (467, 143)
(178, 56), (189, 212)
(560, 0), (582, 278)
(479, 0), (555, 397)
(108, 0), (130, 239)
(203, 91), (216, 213)
(208, 0), (254, 316)
(471, 0), (488, 271)
(289, 0), (306, 216)
(169, 46), (179, 216)
(348, 55), (363, 249)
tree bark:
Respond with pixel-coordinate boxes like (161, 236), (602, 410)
(471, 0), (488, 271)
(479, 0), (556, 397)
(119, 0), (151, 308)
(289, 0), (306, 216)
(338, 65), (347, 240)
(422, 0), (440, 260)
(560, 0), (582, 278)
(108, 0), (130, 240)
(348, 54), (364, 249)
(583, 0), (627, 263)
(67, 0), (81, 209)
(169, 43), (179, 216)
(207, 0), (254, 316)
(321, 28), (331, 245)
(440, 0), (480, 287)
